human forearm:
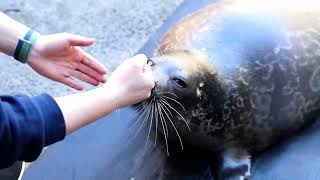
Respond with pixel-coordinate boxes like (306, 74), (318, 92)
(54, 54), (154, 135)
(0, 53), (153, 167)
(0, 12), (30, 56)
(54, 84), (118, 135)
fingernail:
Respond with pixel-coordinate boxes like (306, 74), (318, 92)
(93, 81), (100, 86)
(102, 75), (108, 82)
(102, 68), (108, 74)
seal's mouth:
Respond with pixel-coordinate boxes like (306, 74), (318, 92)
(151, 82), (162, 100)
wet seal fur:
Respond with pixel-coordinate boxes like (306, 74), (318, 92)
(134, 0), (320, 179)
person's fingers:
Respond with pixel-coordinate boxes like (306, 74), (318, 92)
(103, 74), (108, 82)
(144, 73), (155, 90)
(129, 54), (148, 68)
(71, 70), (99, 86)
(61, 77), (84, 90)
(140, 55), (154, 87)
(125, 54), (148, 73)
(64, 33), (95, 47)
(133, 54), (148, 61)
(79, 48), (107, 74)
(77, 64), (106, 83)
(143, 62), (153, 74)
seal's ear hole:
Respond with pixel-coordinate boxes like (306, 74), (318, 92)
(172, 77), (187, 88)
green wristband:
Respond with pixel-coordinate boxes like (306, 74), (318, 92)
(13, 29), (38, 64)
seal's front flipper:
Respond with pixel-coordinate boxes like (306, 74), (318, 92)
(217, 148), (251, 180)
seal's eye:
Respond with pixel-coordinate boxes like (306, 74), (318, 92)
(172, 77), (187, 88)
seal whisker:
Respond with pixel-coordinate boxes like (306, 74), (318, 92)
(158, 102), (169, 137)
(158, 103), (169, 136)
(131, 100), (153, 140)
(158, 99), (174, 118)
(162, 95), (186, 111)
(134, 102), (146, 109)
(128, 102), (149, 132)
(159, 102), (184, 150)
(160, 99), (191, 132)
(145, 99), (155, 149)
(154, 101), (159, 148)
(116, 109), (121, 120)
(128, 106), (148, 134)
(162, 91), (179, 98)
(156, 102), (170, 156)
(127, 106), (149, 144)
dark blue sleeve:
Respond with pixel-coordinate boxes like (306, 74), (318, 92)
(0, 93), (66, 169)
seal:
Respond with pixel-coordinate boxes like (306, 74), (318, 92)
(133, 0), (320, 179)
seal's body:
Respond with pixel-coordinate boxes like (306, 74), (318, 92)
(145, 0), (320, 179)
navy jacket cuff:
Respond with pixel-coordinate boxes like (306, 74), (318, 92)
(31, 94), (66, 146)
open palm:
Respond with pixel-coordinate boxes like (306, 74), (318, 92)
(27, 33), (107, 90)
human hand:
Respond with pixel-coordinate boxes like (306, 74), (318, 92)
(103, 54), (155, 109)
(27, 33), (107, 90)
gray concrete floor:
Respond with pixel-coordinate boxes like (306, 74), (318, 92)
(0, 0), (183, 97)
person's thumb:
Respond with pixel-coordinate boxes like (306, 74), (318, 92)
(143, 62), (153, 75)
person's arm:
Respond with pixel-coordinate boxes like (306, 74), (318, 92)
(0, 12), (107, 90)
(0, 54), (154, 168)
(0, 12), (29, 56)
(56, 54), (154, 134)
(0, 94), (65, 169)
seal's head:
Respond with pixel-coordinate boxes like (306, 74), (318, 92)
(151, 51), (216, 105)
(147, 51), (228, 151)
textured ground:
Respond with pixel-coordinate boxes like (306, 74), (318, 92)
(0, 0), (183, 96)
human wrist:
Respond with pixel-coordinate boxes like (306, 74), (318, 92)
(96, 83), (123, 110)
(26, 33), (42, 66)
(12, 29), (40, 64)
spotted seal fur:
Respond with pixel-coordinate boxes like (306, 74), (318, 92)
(130, 0), (320, 179)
